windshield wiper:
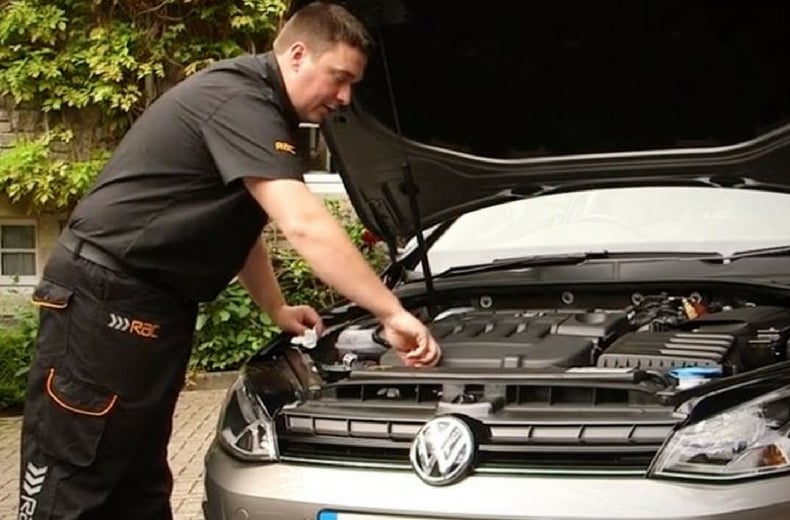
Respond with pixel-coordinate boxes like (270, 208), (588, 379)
(435, 250), (726, 278)
(727, 244), (790, 261)
(436, 251), (611, 278)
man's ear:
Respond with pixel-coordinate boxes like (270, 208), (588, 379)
(287, 41), (308, 72)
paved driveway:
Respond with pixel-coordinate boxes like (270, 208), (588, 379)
(0, 388), (227, 519)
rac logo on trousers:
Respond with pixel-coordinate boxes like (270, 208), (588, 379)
(108, 313), (160, 338)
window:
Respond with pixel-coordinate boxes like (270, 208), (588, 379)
(0, 221), (37, 286)
(421, 187), (790, 275)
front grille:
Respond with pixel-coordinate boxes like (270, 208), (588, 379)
(276, 411), (674, 474)
(279, 439), (658, 473)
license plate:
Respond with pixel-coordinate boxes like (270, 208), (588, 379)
(318, 512), (436, 520)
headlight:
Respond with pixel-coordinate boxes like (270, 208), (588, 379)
(217, 375), (279, 461)
(652, 386), (790, 481)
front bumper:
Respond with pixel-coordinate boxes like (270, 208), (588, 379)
(203, 440), (790, 520)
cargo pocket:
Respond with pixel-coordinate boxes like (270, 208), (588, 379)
(31, 280), (75, 359)
(31, 280), (73, 310)
(37, 367), (118, 467)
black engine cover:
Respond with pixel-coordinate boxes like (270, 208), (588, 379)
(597, 306), (790, 373)
(381, 309), (630, 369)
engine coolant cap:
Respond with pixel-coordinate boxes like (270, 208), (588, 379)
(668, 366), (722, 389)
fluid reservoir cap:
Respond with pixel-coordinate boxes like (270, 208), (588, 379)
(668, 366), (722, 389)
(669, 367), (722, 378)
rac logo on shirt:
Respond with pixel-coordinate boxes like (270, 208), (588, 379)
(108, 312), (160, 339)
(274, 140), (296, 155)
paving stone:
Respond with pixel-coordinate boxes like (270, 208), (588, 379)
(0, 389), (227, 519)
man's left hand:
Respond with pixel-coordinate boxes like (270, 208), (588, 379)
(273, 305), (324, 335)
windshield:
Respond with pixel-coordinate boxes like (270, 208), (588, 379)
(418, 187), (790, 275)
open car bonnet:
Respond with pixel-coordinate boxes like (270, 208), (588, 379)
(289, 1), (790, 244)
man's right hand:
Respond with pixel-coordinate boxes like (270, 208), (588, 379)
(381, 310), (442, 368)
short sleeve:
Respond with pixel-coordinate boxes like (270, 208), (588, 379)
(200, 92), (305, 185)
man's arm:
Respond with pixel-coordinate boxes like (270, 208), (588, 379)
(238, 235), (285, 316)
(245, 178), (403, 320)
(243, 177), (440, 367)
(237, 235), (322, 335)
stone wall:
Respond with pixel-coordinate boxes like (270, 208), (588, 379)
(0, 108), (10, 149)
(0, 101), (43, 149)
(0, 103), (59, 313)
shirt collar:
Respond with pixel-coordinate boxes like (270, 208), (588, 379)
(260, 51), (301, 131)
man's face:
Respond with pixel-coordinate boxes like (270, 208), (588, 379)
(284, 42), (367, 123)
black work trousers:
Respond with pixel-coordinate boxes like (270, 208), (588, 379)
(18, 244), (198, 519)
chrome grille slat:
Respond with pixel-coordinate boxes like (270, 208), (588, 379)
(285, 414), (672, 443)
(278, 410), (674, 473)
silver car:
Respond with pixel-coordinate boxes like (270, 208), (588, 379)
(204, 2), (790, 519)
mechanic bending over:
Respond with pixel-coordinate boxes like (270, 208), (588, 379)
(17, 3), (441, 519)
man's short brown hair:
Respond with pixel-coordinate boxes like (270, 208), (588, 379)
(273, 2), (374, 58)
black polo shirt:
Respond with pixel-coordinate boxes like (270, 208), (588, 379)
(68, 52), (305, 302)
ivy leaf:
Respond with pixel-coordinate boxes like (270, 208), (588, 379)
(195, 314), (207, 331)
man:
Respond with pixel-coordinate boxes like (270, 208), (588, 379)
(18, 2), (441, 518)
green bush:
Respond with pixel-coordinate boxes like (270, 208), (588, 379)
(0, 305), (39, 409)
(191, 281), (278, 372)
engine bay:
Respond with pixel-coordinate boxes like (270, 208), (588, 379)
(310, 285), (790, 391)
